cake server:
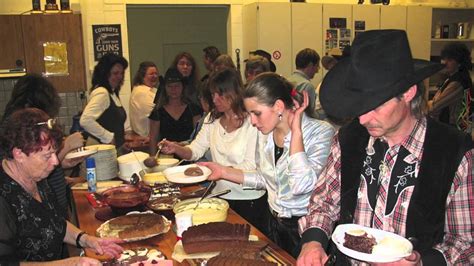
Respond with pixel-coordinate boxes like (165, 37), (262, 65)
(204, 189), (230, 199)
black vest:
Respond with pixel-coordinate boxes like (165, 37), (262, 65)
(91, 94), (126, 148)
(338, 118), (472, 253)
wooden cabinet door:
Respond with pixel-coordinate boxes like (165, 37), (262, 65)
(380, 5), (407, 30)
(407, 6), (432, 60)
(257, 2), (292, 78)
(292, 3), (323, 86)
(353, 4), (380, 34)
(21, 14), (87, 92)
(322, 4), (352, 77)
(0, 15), (25, 71)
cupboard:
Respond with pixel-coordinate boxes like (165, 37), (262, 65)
(0, 13), (87, 92)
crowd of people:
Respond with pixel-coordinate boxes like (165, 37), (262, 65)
(0, 29), (472, 265)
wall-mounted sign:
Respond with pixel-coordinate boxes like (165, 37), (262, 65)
(92, 24), (122, 61)
(272, 50), (281, 60)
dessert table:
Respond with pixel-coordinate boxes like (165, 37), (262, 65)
(72, 188), (296, 265)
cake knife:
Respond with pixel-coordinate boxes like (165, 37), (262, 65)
(193, 180), (215, 210)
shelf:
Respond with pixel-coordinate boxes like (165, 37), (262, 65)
(431, 38), (474, 42)
(0, 72), (26, 78)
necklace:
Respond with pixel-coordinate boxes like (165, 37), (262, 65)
(222, 115), (240, 135)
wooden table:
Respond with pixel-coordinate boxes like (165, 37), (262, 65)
(72, 189), (296, 265)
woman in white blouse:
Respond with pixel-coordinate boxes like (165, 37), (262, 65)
(200, 73), (335, 257)
(160, 68), (266, 231)
(130, 61), (160, 138)
(80, 53), (128, 149)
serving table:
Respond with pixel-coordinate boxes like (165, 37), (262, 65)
(72, 189), (296, 265)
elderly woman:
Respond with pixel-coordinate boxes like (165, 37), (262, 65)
(429, 43), (472, 133)
(171, 52), (200, 107)
(130, 61), (160, 140)
(2, 74), (85, 219)
(0, 108), (123, 264)
(81, 53), (128, 149)
(160, 68), (265, 232)
(200, 73), (335, 257)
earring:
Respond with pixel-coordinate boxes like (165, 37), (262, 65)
(278, 112), (282, 121)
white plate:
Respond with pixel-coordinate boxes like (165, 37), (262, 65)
(163, 164), (210, 184)
(97, 211), (171, 242)
(332, 224), (413, 263)
(64, 148), (98, 159)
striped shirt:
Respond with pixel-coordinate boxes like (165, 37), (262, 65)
(298, 117), (474, 265)
(243, 115), (335, 218)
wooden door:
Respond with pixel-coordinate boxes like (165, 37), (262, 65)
(0, 15), (25, 71)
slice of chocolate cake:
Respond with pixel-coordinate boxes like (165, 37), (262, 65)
(343, 229), (377, 254)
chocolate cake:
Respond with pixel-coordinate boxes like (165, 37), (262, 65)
(207, 256), (277, 266)
(108, 213), (165, 239)
(181, 222), (250, 254)
(343, 229), (376, 254)
(184, 166), (203, 176)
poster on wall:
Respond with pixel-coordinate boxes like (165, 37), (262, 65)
(43, 42), (68, 76)
(329, 18), (347, 29)
(92, 24), (122, 61)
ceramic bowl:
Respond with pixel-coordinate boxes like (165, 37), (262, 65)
(173, 197), (229, 225)
(101, 185), (151, 214)
(151, 158), (180, 172)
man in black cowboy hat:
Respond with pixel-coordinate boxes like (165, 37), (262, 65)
(298, 30), (473, 265)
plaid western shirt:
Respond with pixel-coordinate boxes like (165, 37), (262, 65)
(298, 118), (474, 265)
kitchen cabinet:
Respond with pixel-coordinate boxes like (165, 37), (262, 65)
(353, 4), (380, 33)
(21, 13), (87, 92)
(291, 2), (323, 86)
(407, 6), (432, 60)
(242, 2), (292, 78)
(380, 5), (406, 30)
(0, 15), (26, 72)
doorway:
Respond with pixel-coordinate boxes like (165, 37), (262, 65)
(126, 4), (229, 80)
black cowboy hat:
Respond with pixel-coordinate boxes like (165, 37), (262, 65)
(164, 68), (184, 84)
(320, 30), (443, 119)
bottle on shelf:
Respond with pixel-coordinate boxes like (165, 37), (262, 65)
(434, 21), (441, 39)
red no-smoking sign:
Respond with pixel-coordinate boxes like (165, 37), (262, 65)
(273, 51), (281, 60)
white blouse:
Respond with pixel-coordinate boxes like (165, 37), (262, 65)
(80, 87), (123, 144)
(129, 85), (157, 137)
(187, 113), (264, 200)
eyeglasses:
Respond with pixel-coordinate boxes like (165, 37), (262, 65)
(36, 118), (57, 129)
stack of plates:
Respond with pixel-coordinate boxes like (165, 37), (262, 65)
(85, 144), (118, 181)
